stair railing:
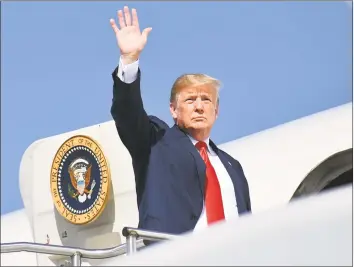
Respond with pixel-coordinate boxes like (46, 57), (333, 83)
(1, 227), (179, 266)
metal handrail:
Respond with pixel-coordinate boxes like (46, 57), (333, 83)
(0, 226), (178, 266)
(122, 226), (179, 256)
(0, 240), (144, 259)
(122, 226), (180, 241)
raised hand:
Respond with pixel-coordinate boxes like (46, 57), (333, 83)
(110, 6), (152, 65)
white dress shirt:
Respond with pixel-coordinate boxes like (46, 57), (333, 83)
(186, 135), (238, 231)
(116, 58), (238, 231)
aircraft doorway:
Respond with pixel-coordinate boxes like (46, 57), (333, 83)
(321, 168), (352, 192)
(291, 148), (353, 200)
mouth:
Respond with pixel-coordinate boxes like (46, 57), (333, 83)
(193, 117), (206, 121)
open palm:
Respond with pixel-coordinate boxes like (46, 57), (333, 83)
(110, 7), (152, 58)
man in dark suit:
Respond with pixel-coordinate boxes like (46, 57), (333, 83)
(109, 6), (251, 236)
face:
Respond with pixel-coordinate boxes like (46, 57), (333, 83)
(170, 84), (219, 140)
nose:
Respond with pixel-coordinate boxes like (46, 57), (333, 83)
(194, 98), (203, 111)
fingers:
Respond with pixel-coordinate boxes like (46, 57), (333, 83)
(112, 6), (141, 32)
(117, 10), (126, 29)
(131, 8), (140, 29)
(123, 6), (132, 26)
(142, 27), (152, 40)
(109, 19), (119, 34)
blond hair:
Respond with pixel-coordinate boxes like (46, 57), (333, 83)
(170, 73), (221, 103)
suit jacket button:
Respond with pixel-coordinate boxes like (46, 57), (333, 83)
(191, 214), (197, 220)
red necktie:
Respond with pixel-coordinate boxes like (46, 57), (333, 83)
(195, 141), (225, 225)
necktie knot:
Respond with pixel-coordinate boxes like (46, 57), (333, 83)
(195, 141), (207, 151)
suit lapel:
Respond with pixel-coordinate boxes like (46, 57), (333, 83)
(164, 126), (245, 210)
(164, 125), (206, 198)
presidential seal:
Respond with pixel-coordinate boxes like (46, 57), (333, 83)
(50, 135), (110, 225)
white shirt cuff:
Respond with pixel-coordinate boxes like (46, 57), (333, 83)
(117, 57), (139, 84)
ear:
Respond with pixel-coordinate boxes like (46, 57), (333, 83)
(215, 103), (219, 119)
(170, 102), (178, 120)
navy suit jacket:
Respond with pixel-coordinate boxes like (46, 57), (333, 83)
(111, 67), (251, 235)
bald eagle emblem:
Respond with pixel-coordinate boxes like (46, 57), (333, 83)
(68, 158), (96, 203)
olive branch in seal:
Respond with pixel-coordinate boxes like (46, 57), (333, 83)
(68, 184), (77, 198)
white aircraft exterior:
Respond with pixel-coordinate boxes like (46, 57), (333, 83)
(101, 185), (353, 266)
(1, 102), (352, 266)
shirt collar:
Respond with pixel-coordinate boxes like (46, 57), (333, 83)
(187, 134), (216, 155)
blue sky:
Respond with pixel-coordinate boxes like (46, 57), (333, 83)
(1, 1), (352, 215)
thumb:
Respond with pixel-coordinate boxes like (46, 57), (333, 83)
(142, 27), (152, 40)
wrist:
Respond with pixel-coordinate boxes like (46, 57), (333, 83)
(121, 53), (139, 65)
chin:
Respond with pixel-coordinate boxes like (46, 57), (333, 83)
(190, 122), (209, 130)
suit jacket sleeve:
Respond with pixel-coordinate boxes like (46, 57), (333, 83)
(111, 66), (155, 156)
(110, 66), (169, 204)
